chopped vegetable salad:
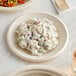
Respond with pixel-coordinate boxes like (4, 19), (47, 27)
(0, 0), (29, 7)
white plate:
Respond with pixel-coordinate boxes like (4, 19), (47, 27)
(6, 13), (69, 63)
(9, 65), (68, 76)
(0, 0), (34, 11)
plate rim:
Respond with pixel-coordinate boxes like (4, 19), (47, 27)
(9, 65), (68, 76)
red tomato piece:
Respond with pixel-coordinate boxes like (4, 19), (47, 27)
(18, 0), (26, 4)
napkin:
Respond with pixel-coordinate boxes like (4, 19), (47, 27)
(52, 0), (76, 14)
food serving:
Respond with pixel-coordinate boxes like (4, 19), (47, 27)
(16, 18), (59, 56)
(0, 0), (29, 7)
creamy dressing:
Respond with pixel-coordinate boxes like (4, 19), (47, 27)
(16, 18), (59, 56)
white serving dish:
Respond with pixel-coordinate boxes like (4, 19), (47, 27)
(6, 13), (69, 63)
(9, 65), (68, 76)
(0, 0), (34, 11)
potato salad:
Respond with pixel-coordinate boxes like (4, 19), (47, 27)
(16, 18), (59, 56)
